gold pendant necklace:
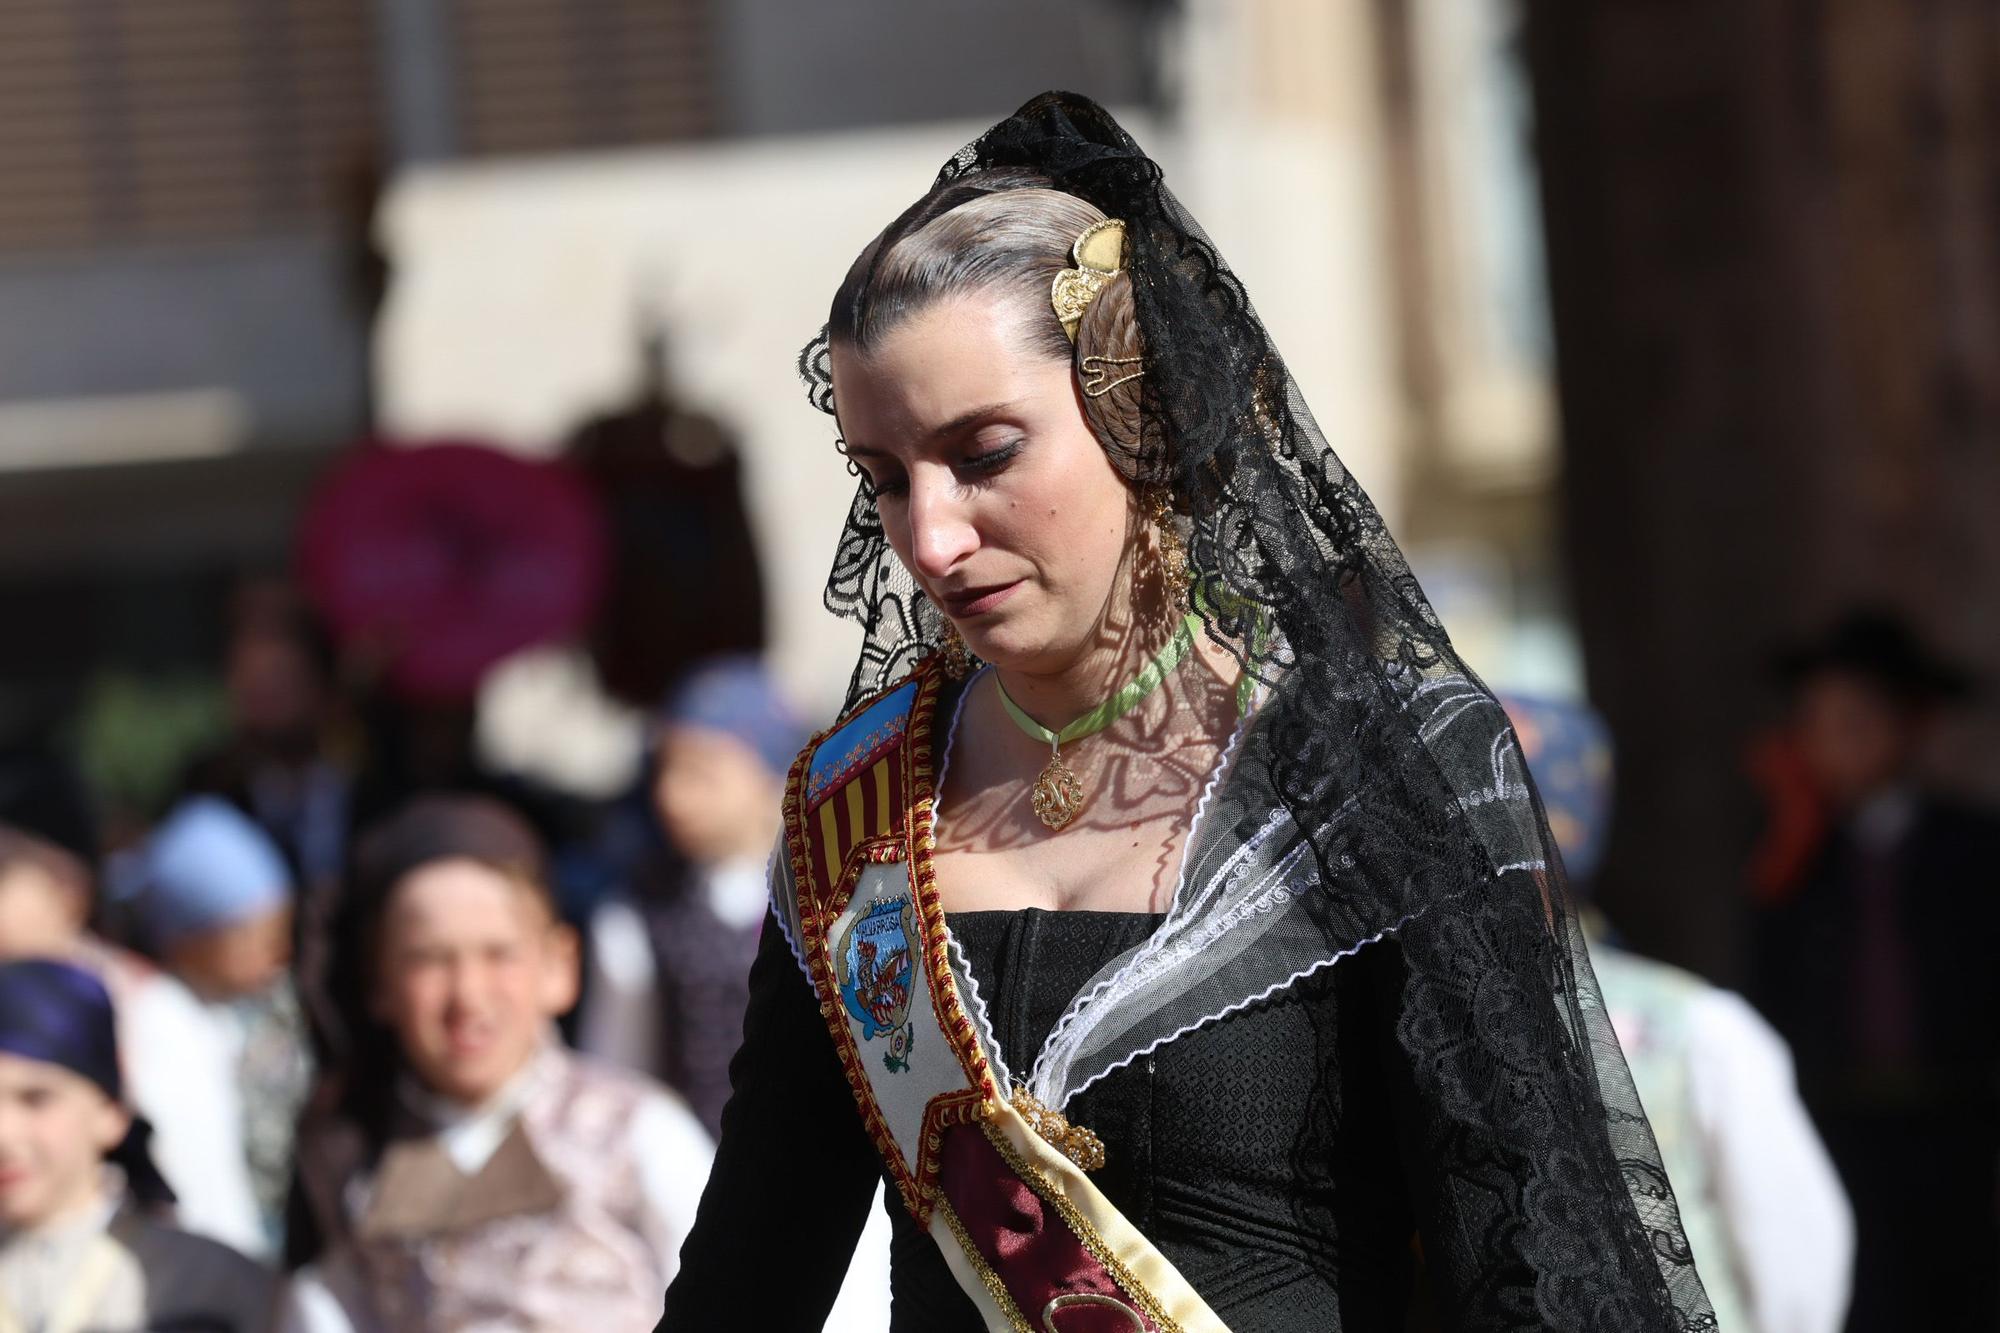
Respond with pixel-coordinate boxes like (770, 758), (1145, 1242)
(1029, 744), (1085, 830)
(996, 612), (1203, 832)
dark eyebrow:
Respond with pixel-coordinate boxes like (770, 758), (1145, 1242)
(843, 401), (1021, 459)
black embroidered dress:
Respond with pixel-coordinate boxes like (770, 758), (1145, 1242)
(660, 91), (1711, 1332)
(669, 904), (1451, 1331)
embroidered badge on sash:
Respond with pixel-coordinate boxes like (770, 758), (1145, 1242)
(787, 660), (1001, 1220)
(836, 894), (919, 1072)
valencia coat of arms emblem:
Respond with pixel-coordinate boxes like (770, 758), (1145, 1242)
(835, 894), (919, 1072)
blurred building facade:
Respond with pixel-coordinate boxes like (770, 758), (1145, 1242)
(0, 0), (1161, 765)
(0, 0), (1603, 839)
(0, 0), (378, 741)
(1527, 1), (2000, 977)
(372, 0), (1418, 727)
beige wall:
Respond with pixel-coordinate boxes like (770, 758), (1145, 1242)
(377, 45), (1404, 786)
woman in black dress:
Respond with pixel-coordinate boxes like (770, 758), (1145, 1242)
(660, 93), (1712, 1332)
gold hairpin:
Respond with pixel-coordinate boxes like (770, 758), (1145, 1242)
(1050, 218), (1127, 342)
(1081, 353), (1144, 398)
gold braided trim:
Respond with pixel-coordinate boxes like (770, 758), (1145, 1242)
(784, 669), (930, 1216)
(980, 1120), (1186, 1333)
(936, 1196), (1035, 1333)
(907, 660), (994, 1102)
(1010, 1088), (1105, 1172)
(785, 654), (1001, 1224)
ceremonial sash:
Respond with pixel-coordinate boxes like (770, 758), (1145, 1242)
(775, 660), (1230, 1333)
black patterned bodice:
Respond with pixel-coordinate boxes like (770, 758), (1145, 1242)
(661, 897), (1660, 1332)
(880, 908), (1418, 1331)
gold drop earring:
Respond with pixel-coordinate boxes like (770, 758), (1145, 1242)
(939, 621), (974, 680)
(1147, 487), (1192, 611)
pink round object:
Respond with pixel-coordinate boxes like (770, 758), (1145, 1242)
(299, 440), (608, 702)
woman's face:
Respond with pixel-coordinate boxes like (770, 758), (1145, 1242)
(830, 291), (1136, 672)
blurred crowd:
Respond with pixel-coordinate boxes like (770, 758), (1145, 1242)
(1506, 608), (2000, 1333)
(0, 524), (892, 1330)
(0, 454), (1994, 1332)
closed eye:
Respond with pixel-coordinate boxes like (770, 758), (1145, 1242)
(956, 438), (1023, 486)
(847, 436), (1021, 501)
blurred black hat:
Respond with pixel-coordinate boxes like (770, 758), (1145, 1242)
(1779, 608), (1976, 704)
(0, 747), (99, 865)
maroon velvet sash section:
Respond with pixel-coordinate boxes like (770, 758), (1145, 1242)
(940, 1124), (1161, 1332)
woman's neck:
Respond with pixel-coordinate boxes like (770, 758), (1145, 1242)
(992, 601), (1182, 732)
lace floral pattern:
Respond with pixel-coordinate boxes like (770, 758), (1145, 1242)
(800, 92), (1713, 1330)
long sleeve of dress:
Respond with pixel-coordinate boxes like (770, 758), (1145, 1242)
(656, 919), (883, 1331)
(1375, 901), (1702, 1332)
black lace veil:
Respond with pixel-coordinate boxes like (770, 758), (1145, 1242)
(801, 92), (1713, 1331)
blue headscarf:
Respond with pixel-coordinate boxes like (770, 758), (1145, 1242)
(660, 656), (806, 778)
(0, 958), (175, 1206)
(1498, 694), (1615, 891)
(135, 796), (292, 943)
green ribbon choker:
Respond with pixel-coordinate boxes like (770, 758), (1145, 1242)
(993, 612), (1204, 830)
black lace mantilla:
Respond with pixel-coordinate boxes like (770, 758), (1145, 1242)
(795, 92), (1714, 1331)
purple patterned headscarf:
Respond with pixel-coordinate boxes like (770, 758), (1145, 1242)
(0, 958), (176, 1206)
(0, 958), (121, 1099)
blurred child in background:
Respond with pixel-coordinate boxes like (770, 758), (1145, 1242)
(1503, 694), (1854, 1333)
(127, 795), (315, 1255)
(184, 579), (352, 891)
(0, 958), (273, 1332)
(579, 656), (800, 1133)
(0, 748), (264, 1255)
(578, 655), (894, 1332)
(282, 793), (711, 1332)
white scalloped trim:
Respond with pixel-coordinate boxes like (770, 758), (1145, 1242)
(1032, 821), (1320, 1103)
(1029, 694), (1259, 1088)
(930, 668), (1015, 1088)
(945, 929), (1012, 1092)
(1057, 908), (1425, 1106)
(766, 840), (809, 975)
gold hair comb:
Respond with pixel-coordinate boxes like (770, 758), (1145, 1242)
(1050, 218), (1127, 342)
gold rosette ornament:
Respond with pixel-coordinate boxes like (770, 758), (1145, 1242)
(1010, 1088), (1107, 1172)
